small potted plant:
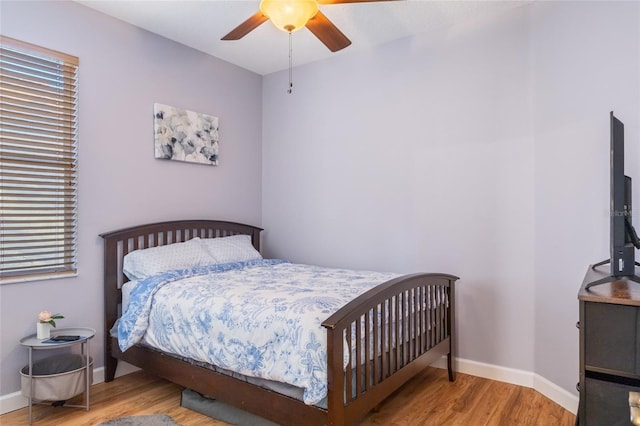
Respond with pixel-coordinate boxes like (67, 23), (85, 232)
(37, 311), (64, 339)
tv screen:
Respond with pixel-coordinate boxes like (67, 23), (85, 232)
(587, 112), (640, 289)
(609, 112), (635, 276)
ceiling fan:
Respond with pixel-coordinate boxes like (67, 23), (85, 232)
(222, 0), (401, 52)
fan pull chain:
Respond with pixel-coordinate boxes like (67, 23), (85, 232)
(288, 31), (293, 94)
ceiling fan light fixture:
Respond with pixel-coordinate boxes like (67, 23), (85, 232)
(260, 0), (319, 33)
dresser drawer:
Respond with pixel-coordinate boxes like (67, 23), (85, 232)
(584, 377), (640, 426)
(584, 302), (640, 376)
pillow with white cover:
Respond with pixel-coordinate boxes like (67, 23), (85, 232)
(200, 234), (262, 264)
(123, 237), (215, 280)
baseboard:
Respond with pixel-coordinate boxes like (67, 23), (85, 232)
(533, 372), (579, 415)
(431, 356), (579, 414)
(1, 359), (578, 416)
(0, 391), (25, 416)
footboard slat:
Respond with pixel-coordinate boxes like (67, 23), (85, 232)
(345, 325), (353, 402)
(437, 289), (446, 341)
(430, 287), (436, 348)
(365, 309), (372, 391)
(373, 305), (380, 386)
(381, 300), (389, 381)
(355, 315), (362, 397)
(412, 288), (418, 360)
(395, 293), (402, 371)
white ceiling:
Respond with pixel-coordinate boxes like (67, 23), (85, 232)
(76, 0), (531, 75)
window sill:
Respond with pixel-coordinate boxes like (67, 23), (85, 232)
(0, 272), (78, 285)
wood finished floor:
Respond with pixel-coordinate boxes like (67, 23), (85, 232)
(0, 367), (575, 426)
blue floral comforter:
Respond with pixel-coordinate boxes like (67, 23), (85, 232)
(118, 259), (399, 405)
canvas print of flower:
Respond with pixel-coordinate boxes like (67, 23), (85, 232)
(154, 103), (219, 165)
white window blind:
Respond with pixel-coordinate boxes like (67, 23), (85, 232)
(0, 36), (79, 283)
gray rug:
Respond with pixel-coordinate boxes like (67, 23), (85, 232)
(99, 414), (181, 426)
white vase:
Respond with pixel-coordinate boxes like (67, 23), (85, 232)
(36, 322), (51, 340)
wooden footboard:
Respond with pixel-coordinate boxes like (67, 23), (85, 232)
(101, 220), (458, 426)
(323, 273), (457, 425)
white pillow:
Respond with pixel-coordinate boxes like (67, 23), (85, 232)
(123, 237), (216, 280)
(200, 234), (262, 264)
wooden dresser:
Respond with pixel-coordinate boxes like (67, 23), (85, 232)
(578, 266), (640, 425)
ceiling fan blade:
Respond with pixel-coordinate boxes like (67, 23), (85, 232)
(305, 11), (351, 52)
(221, 11), (268, 40)
(318, 0), (402, 4)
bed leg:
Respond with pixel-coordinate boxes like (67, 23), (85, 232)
(447, 352), (455, 382)
(105, 354), (117, 382)
(447, 279), (457, 382)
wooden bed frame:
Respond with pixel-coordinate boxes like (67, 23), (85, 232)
(101, 219), (459, 425)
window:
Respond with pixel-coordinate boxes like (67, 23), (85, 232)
(0, 36), (79, 283)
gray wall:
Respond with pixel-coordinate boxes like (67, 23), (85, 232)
(262, 0), (639, 400)
(263, 0), (536, 374)
(531, 0), (639, 393)
(0, 0), (262, 396)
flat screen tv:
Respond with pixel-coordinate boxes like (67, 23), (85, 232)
(587, 112), (640, 289)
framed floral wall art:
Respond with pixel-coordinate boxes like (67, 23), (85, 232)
(154, 103), (219, 165)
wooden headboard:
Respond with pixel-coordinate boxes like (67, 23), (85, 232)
(99, 219), (263, 365)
